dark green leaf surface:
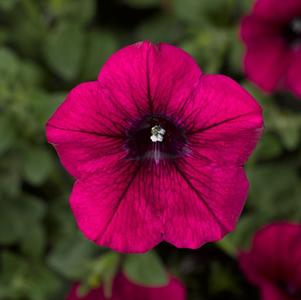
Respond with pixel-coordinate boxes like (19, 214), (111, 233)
(123, 251), (168, 286)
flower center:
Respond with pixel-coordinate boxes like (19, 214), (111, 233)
(126, 115), (187, 163)
(277, 280), (301, 299)
(150, 125), (166, 142)
(283, 17), (301, 48)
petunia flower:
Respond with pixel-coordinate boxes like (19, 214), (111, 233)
(240, 0), (301, 97)
(46, 41), (263, 253)
(239, 223), (301, 300)
(66, 273), (186, 300)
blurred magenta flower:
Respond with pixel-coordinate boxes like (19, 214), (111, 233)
(66, 273), (186, 300)
(46, 41), (263, 253)
(240, 0), (301, 97)
(239, 223), (301, 300)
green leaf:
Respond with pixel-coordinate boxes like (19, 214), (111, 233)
(251, 133), (282, 162)
(10, 3), (46, 57)
(22, 146), (52, 185)
(22, 90), (65, 134)
(20, 194), (46, 220)
(0, 48), (19, 82)
(0, 195), (45, 245)
(0, 251), (61, 300)
(220, 214), (264, 251)
(181, 27), (230, 73)
(0, 198), (24, 244)
(18, 61), (44, 87)
(123, 251), (168, 286)
(26, 264), (61, 300)
(266, 107), (301, 150)
(216, 236), (236, 257)
(79, 252), (120, 298)
(0, 115), (16, 155)
(0, 156), (21, 197)
(237, 0), (254, 14)
(0, 252), (33, 298)
(48, 0), (96, 25)
(227, 28), (244, 74)
(0, 0), (19, 12)
(20, 226), (45, 259)
(248, 163), (300, 219)
(123, 0), (160, 8)
(277, 121), (300, 150)
(208, 262), (240, 296)
(47, 198), (78, 244)
(44, 22), (85, 80)
(172, 0), (204, 23)
(47, 233), (98, 279)
(81, 31), (118, 80)
(135, 15), (183, 43)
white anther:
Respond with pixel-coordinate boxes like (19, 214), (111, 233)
(292, 18), (301, 34)
(150, 125), (166, 143)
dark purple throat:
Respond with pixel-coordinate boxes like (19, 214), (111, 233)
(283, 17), (301, 48)
(277, 280), (301, 299)
(126, 114), (187, 162)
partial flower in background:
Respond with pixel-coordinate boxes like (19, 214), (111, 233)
(66, 273), (186, 300)
(46, 41), (263, 253)
(240, 0), (301, 97)
(239, 222), (301, 300)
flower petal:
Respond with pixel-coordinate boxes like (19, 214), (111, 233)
(146, 43), (202, 113)
(252, 223), (301, 263)
(253, 223), (301, 283)
(285, 49), (301, 98)
(164, 162), (248, 248)
(260, 282), (285, 300)
(67, 284), (103, 300)
(118, 274), (186, 300)
(70, 162), (166, 253)
(66, 274), (186, 300)
(98, 41), (202, 115)
(253, 0), (301, 22)
(46, 81), (127, 178)
(240, 15), (279, 44)
(240, 223), (301, 288)
(243, 37), (288, 92)
(97, 41), (152, 117)
(183, 75), (263, 166)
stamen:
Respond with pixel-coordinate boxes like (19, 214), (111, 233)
(284, 17), (301, 47)
(153, 141), (160, 164)
(150, 125), (166, 143)
(126, 114), (186, 161)
(292, 18), (301, 34)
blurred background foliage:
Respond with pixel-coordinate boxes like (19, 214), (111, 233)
(0, 0), (301, 299)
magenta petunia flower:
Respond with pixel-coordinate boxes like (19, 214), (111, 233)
(239, 223), (301, 300)
(66, 273), (186, 300)
(240, 0), (301, 97)
(46, 41), (263, 253)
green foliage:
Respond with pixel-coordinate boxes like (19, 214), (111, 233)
(81, 31), (118, 80)
(123, 0), (160, 8)
(22, 146), (53, 185)
(208, 262), (240, 296)
(44, 22), (85, 81)
(47, 233), (100, 280)
(79, 252), (120, 298)
(0, 251), (61, 300)
(0, 114), (16, 155)
(0, 0), (301, 299)
(47, 0), (96, 25)
(123, 251), (168, 286)
(135, 15), (183, 43)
